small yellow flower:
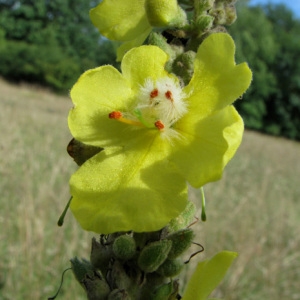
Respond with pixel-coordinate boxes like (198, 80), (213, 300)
(68, 33), (252, 234)
(90, 0), (186, 60)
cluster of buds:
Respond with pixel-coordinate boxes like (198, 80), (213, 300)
(71, 220), (198, 299)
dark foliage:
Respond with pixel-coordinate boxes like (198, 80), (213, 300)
(0, 0), (116, 91)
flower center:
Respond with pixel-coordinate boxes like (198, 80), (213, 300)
(109, 77), (187, 138)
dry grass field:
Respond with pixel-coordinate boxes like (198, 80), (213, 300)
(0, 78), (299, 300)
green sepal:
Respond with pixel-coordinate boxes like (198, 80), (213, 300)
(112, 235), (136, 260)
(150, 281), (174, 300)
(183, 251), (238, 300)
(90, 237), (112, 272)
(70, 257), (95, 283)
(82, 274), (110, 300)
(167, 228), (195, 259)
(156, 258), (183, 277)
(195, 14), (214, 31)
(172, 51), (196, 85)
(110, 261), (131, 290)
(167, 201), (196, 233)
(108, 289), (131, 300)
(67, 138), (103, 166)
(138, 240), (172, 273)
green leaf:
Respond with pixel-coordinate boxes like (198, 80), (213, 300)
(182, 251), (238, 300)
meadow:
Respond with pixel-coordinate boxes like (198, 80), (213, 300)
(0, 78), (299, 300)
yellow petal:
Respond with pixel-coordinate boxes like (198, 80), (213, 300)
(121, 45), (170, 93)
(184, 33), (252, 120)
(68, 66), (136, 147)
(172, 106), (243, 188)
(116, 28), (152, 61)
(90, 0), (151, 41)
(70, 135), (187, 234)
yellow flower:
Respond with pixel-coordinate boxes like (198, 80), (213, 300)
(90, 0), (186, 60)
(68, 33), (252, 234)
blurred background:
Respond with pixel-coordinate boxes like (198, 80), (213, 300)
(0, 0), (299, 299)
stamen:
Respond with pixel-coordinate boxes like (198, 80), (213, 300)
(109, 111), (122, 119)
(109, 111), (143, 127)
(154, 120), (165, 130)
(165, 90), (173, 102)
(150, 89), (159, 98)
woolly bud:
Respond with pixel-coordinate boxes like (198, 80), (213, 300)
(82, 275), (110, 300)
(167, 228), (195, 259)
(151, 282), (174, 299)
(138, 240), (172, 273)
(167, 201), (196, 232)
(225, 5), (237, 25)
(156, 258), (183, 277)
(145, 0), (187, 27)
(70, 257), (95, 283)
(112, 235), (136, 260)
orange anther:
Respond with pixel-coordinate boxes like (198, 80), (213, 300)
(154, 120), (165, 130)
(109, 111), (122, 119)
(150, 88), (159, 98)
(165, 90), (173, 101)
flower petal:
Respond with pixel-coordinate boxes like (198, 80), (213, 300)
(121, 45), (170, 92)
(184, 33), (252, 119)
(172, 106), (243, 188)
(70, 135), (187, 234)
(68, 66), (137, 147)
(116, 27), (152, 61)
(90, 0), (151, 41)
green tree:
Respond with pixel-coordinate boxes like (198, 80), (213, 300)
(0, 0), (115, 91)
(229, 1), (300, 140)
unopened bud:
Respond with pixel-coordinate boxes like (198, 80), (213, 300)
(83, 275), (110, 300)
(225, 5), (237, 25)
(90, 237), (112, 272)
(108, 289), (131, 300)
(70, 257), (94, 283)
(156, 258), (183, 277)
(196, 14), (214, 31)
(167, 228), (195, 259)
(145, 0), (187, 27)
(112, 235), (136, 260)
(151, 282), (173, 299)
(138, 240), (172, 273)
(167, 201), (196, 232)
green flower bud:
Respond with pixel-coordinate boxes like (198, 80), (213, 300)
(112, 235), (136, 260)
(138, 240), (172, 273)
(108, 289), (131, 300)
(198, 0), (215, 12)
(90, 237), (112, 271)
(167, 228), (195, 259)
(225, 5), (237, 25)
(167, 201), (196, 232)
(82, 275), (110, 300)
(156, 258), (183, 277)
(70, 257), (95, 283)
(150, 282), (173, 300)
(145, 0), (187, 28)
(196, 14), (214, 31)
(110, 261), (131, 290)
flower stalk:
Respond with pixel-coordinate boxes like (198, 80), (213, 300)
(51, 0), (253, 299)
